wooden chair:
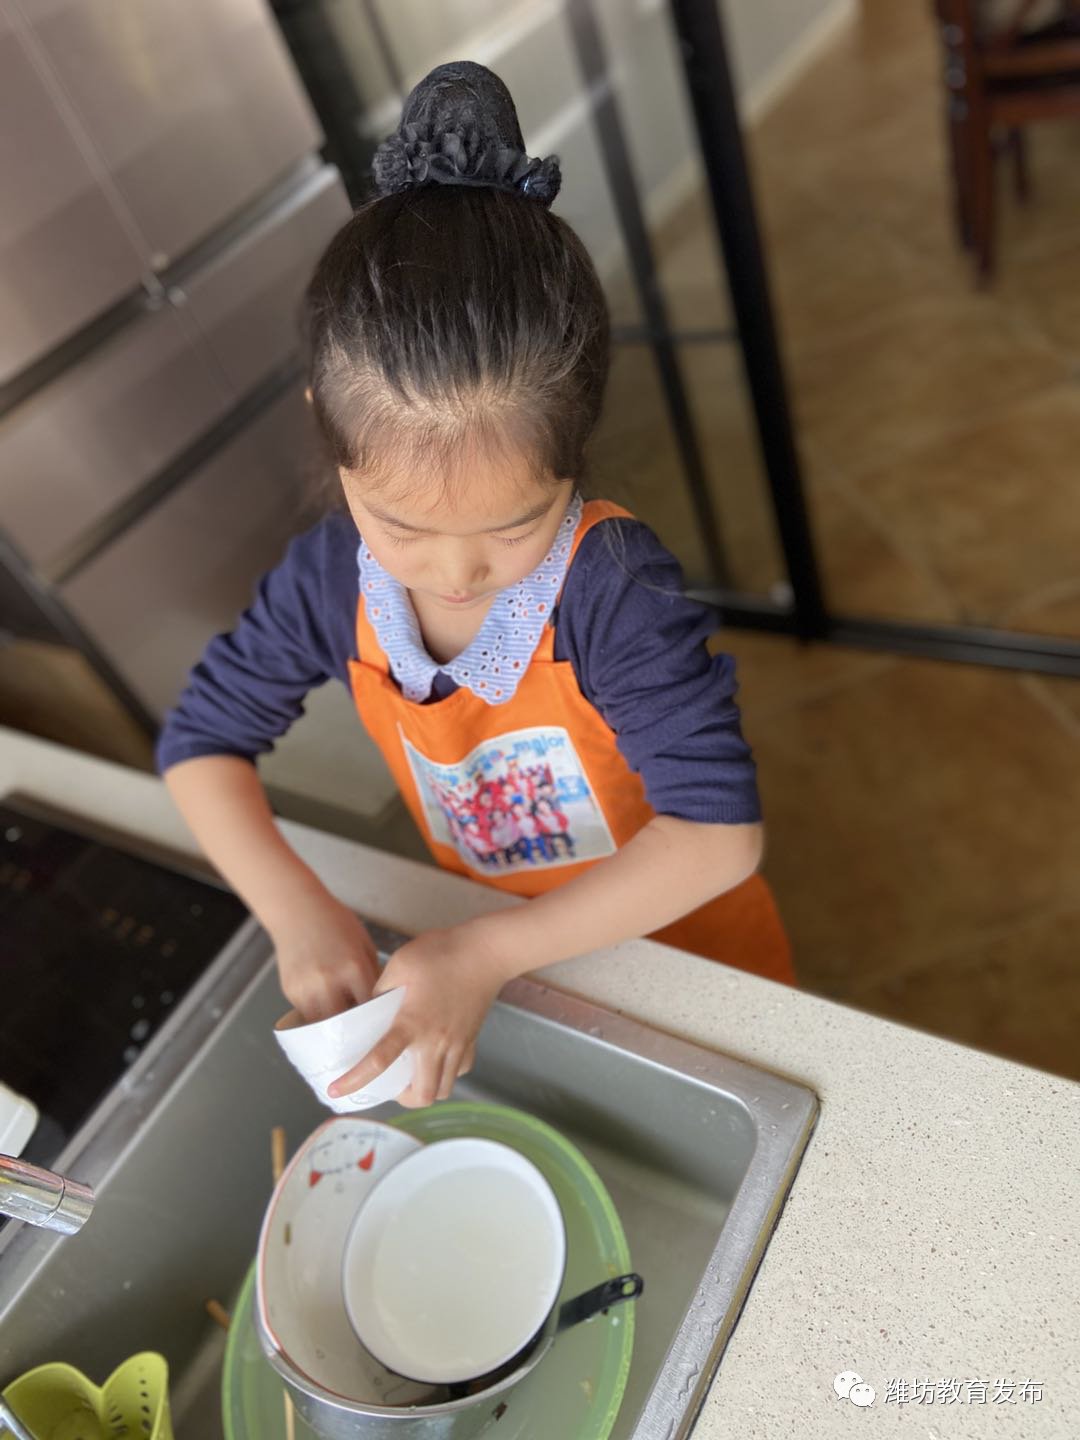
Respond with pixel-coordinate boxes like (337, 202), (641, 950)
(934, 0), (1080, 280)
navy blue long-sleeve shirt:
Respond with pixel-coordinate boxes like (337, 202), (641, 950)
(156, 510), (761, 824)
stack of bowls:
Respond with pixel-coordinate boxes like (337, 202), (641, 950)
(253, 1115), (642, 1440)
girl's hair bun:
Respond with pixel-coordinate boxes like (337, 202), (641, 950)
(372, 61), (561, 208)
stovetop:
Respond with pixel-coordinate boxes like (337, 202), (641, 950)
(1, 794), (247, 1170)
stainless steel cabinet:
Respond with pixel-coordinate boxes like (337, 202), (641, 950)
(21, 0), (322, 269)
(61, 386), (317, 716)
(2, 0), (345, 745)
(179, 165), (351, 398)
(0, 7), (146, 383)
(0, 303), (229, 569)
(0, 164), (349, 573)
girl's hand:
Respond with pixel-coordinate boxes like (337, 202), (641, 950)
(327, 925), (506, 1108)
(271, 888), (380, 1022)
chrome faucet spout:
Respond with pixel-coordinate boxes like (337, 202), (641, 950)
(0, 1154), (94, 1233)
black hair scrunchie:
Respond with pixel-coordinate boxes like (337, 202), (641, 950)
(371, 61), (562, 208)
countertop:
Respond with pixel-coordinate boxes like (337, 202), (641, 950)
(2, 726), (1077, 1437)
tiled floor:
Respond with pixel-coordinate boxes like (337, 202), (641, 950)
(722, 631), (1080, 1081)
(4, 0), (1079, 1084)
(750, 1), (1080, 633)
(692, 0), (1080, 1082)
(599, 0), (1080, 1080)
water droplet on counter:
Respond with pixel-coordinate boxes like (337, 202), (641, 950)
(676, 1361), (702, 1398)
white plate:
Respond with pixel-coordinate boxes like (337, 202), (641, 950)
(255, 1117), (430, 1406)
(342, 1137), (567, 1385)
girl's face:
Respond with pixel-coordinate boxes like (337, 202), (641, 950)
(341, 447), (572, 614)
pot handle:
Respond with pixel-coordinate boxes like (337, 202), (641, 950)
(556, 1273), (644, 1334)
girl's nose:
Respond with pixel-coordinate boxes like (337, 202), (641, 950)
(442, 547), (489, 592)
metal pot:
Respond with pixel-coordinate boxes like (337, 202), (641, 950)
(254, 1273), (642, 1439)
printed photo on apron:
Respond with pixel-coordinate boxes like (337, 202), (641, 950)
(399, 724), (617, 875)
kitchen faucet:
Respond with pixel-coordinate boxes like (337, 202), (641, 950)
(0, 1153), (93, 1233)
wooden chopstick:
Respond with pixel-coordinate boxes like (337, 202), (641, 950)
(271, 1125), (287, 1187)
(205, 1298), (231, 1331)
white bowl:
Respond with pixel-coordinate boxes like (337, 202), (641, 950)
(255, 1117), (433, 1407)
(342, 1137), (567, 1385)
(273, 988), (414, 1112)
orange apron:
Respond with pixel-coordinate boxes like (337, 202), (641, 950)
(348, 500), (794, 985)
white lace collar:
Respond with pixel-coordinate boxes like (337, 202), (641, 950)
(356, 493), (582, 704)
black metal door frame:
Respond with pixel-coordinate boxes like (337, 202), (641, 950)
(668, 0), (1080, 678)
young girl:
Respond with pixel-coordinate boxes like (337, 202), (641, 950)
(157, 62), (794, 1111)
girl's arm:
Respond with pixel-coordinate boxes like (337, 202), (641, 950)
(164, 755), (378, 1019)
(330, 815), (762, 1107)
(477, 813), (763, 962)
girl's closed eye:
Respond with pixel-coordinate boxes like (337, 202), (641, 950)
(384, 529), (417, 547)
(500, 530), (536, 547)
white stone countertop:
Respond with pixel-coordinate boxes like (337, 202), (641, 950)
(2, 726), (1077, 1437)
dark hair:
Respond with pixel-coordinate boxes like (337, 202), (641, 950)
(302, 185), (610, 494)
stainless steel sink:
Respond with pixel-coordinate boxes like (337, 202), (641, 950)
(0, 919), (816, 1439)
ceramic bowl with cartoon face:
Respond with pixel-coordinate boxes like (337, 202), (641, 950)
(255, 1116), (432, 1406)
